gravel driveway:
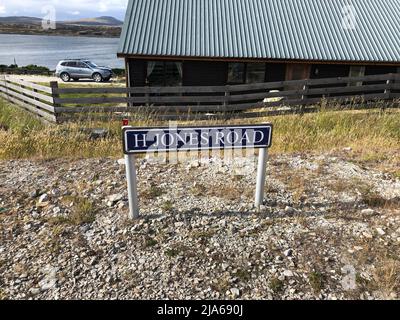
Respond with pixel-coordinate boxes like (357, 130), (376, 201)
(1, 153), (399, 300)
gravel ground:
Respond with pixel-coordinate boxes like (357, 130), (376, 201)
(0, 153), (399, 300)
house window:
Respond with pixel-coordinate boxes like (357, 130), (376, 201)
(227, 63), (245, 84)
(246, 63), (266, 83)
(147, 61), (182, 86)
(348, 66), (365, 86)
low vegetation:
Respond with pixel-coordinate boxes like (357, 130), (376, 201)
(0, 98), (399, 165)
(0, 64), (51, 75)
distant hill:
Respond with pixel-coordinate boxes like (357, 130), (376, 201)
(0, 15), (123, 38)
(0, 16), (43, 25)
(0, 16), (123, 27)
(62, 16), (123, 27)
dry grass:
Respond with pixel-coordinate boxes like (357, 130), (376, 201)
(0, 98), (399, 162)
(48, 196), (96, 226)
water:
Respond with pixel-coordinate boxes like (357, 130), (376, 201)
(0, 34), (124, 69)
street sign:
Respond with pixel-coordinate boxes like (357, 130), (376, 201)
(123, 125), (273, 154)
(122, 124), (273, 219)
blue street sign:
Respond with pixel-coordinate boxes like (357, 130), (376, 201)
(122, 124), (273, 154)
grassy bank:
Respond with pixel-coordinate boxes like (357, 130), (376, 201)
(0, 98), (399, 164)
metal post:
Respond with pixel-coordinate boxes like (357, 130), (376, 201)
(255, 148), (268, 209)
(125, 154), (139, 219)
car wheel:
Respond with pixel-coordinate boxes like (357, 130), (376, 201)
(92, 73), (103, 83)
(60, 72), (70, 82)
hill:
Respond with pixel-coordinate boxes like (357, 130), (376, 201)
(0, 15), (123, 27)
(0, 15), (122, 38)
(61, 16), (123, 27)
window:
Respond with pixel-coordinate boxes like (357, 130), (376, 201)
(66, 62), (77, 68)
(76, 62), (88, 68)
(348, 66), (365, 86)
(147, 61), (182, 86)
(227, 63), (245, 84)
(246, 63), (266, 83)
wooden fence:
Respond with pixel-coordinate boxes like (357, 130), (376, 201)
(1, 73), (399, 123)
(0, 75), (57, 123)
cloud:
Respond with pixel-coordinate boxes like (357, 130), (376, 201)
(0, 0), (129, 19)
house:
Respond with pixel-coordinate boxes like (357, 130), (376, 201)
(118, 0), (399, 89)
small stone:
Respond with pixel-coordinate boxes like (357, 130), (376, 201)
(29, 288), (41, 296)
(174, 222), (185, 228)
(361, 209), (375, 216)
(108, 194), (124, 206)
(362, 232), (373, 239)
(283, 270), (294, 277)
(284, 206), (295, 215)
(39, 277), (57, 291)
(38, 193), (49, 204)
(117, 158), (125, 166)
(284, 249), (293, 257)
(376, 228), (386, 236)
(53, 207), (61, 215)
(230, 288), (240, 298)
(29, 190), (40, 198)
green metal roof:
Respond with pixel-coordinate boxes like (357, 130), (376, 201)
(118, 0), (400, 63)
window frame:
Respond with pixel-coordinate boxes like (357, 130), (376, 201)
(227, 62), (267, 85)
(245, 63), (267, 84)
(146, 61), (183, 87)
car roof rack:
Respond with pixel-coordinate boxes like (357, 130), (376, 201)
(62, 59), (91, 61)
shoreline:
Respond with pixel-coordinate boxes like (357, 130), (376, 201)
(0, 31), (120, 39)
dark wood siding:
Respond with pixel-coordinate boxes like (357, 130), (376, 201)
(127, 59), (146, 87)
(364, 66), (398, 86)
(365, 65), (397, 76)
(266, 63), (286, 82)
(310, 64), (350, 79)
(183, 61), (227, 86)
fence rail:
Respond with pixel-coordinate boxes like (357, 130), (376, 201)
(1, 73), (399, 123)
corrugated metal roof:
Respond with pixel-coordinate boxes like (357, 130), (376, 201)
(118, 0), (400, 63)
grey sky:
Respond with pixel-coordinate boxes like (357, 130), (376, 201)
(0, 0), (129, 20)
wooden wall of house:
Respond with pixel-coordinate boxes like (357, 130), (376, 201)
(183, 61), (228, 86)
(365, 65), (398, 75)
(266, 63), (286, 82)
(126, 58), (399, 88)
(127, 59), (146, 87)
(310, 64), (350, 79)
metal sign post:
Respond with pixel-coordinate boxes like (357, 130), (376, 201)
(125, 153), (140, 219)
(255, 148), (269, 209)
(122, 124), (273, 219)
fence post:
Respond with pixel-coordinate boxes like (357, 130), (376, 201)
(224, 85), (230, 111)
(384, 78), (392, 97)
(50, 81), (60, 123)
(300, 80), (308, 114)
(382, 76), (393, 112)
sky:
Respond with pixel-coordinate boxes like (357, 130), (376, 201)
(0, 0), (129, 20)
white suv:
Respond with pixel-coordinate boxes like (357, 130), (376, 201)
(55, 60), (113, 82)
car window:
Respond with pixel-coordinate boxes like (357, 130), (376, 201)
(67, 62), (77, 67)
(77, 62), (87, 68)
(60, 62), (68, 66)
(85, 61), (97, 68)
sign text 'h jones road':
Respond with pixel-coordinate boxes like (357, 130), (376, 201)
(122, 124), (273, 219)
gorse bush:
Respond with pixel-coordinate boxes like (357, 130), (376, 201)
(0, 98), (399, 161)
